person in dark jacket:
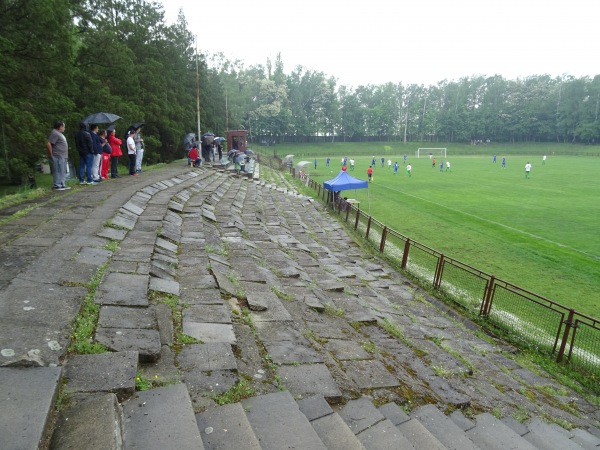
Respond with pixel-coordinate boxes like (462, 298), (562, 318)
(89, 124), (104, 182)
(75, 122), (95, 184)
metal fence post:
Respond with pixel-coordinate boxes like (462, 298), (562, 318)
(401, 239), (410, 269)
(434, 254), (444, 288)
(380, 227), (387, 252)
(556, 309), (575, 363)
(480, 275), (495, 316)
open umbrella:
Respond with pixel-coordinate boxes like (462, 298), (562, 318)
(82, 112), (122, 124)
(130, 122), (145, 129)
(214, 137), (226, 142)
(245, 149), (255, 155)
(183, 132), (196, 149)
(227, 150), (238, 157)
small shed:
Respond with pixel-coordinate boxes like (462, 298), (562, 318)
(227, 130), (247, 153)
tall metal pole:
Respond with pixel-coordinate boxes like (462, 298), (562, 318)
(225, 90), (229, 131)
(195, 35), (201, 139)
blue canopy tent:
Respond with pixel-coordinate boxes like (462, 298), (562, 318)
(323, 170), (370, 211)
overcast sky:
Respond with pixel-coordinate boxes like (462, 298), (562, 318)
(163, 0), (598, 88)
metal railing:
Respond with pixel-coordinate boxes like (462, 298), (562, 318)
(298, 172), (600, 378)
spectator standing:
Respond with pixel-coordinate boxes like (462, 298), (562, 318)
(75, 122), (94, 184)
(89, 124), (103, 182)
(107, 126), (122, 178)
(134, 126), (144, 173)
(216, 140), (223, 161)
(46, 121), (70, 190)
(127, 129), (138, 176)
(99, 129), (111, 179)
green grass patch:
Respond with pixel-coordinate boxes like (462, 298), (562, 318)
(271, 285), (294, 301)
(323, 302), (345, 317)
(292, 146), (600, 319)
(68, 264), (109, 355)
(212, 379), (255, 405)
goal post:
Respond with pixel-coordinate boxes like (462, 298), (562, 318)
(417, 148), (447, 158)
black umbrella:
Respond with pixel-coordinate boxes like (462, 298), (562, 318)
(227, 150), (238, 157)
(82, 112), (122, 124)
(245, 149), (255, 155)
(131, 122), (145, 129)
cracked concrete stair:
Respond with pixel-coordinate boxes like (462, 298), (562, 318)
(339, 397), (417, 449)
(412, 404), (481, 450)
(465, 412), (537, 450)
(0, 367), (62, 450)
(122, 383), (204, 450)
(197, 391), (327, 450)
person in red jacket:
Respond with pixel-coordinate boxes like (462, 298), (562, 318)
(188, 146), (200, 167)
(107, 126), (123, 178)
(99, 129), (111, 179)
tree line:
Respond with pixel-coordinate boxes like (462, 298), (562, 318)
(2, 0), (599, 183)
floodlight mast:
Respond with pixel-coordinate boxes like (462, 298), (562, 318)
(195, 35), (201, 139)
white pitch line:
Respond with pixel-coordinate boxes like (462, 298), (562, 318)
(380, 185), (600, 261)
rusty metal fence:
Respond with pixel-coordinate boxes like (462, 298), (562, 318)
(302, 175), (600, 378)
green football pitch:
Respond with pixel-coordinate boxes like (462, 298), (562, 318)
(306, 154), (600, 319)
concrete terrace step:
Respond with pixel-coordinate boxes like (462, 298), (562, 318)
(122, 383), (203, 450)
(196, 402), (261, 450)
(340, 398), (416, 449)
(523, 418), (590, 450)
(241, 390), (327, 449)
(2, 162), (600, 450)
(49, 393), (123, 450)
(297, 394), (365, 450)
(0, 367), (62, 450)
(412, 404), (481, 450)
(466, 412), (537, 450)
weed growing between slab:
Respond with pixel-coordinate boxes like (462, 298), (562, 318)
(271, 285), (294, 302)
(323, 302), (345, 317)
(68, 262), (109, 355)
(149, 290), (201, 352)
